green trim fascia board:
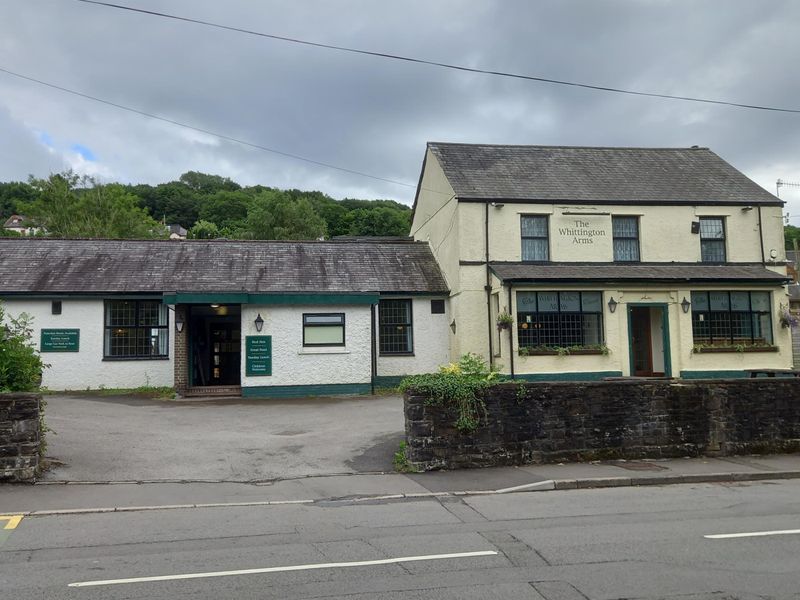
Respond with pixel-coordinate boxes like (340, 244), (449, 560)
(163, 292), (380, 305)
(373, 375), (406, 388)
(511, 371), (622, 382)
(242, 383), (372, 398)
(680, 370), (750, 379)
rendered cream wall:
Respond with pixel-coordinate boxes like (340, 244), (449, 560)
(478, 203), (784, 263)
(239, 304), (372, 388)
(2, 299), (174, 389)
(376, 296), (451, 376)
(410, 151), (460, 359)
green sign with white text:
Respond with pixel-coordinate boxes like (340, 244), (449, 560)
(40, 329), (80, 352)
(245, 336), (272, 376)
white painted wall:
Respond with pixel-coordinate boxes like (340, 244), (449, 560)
(2, 299), (174, 390)
(376, 296), (451, 376)
(240, 304), (372, 388)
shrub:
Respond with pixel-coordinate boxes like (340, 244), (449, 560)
(0, 304), (45, 392)
(399, 353), (502, 432)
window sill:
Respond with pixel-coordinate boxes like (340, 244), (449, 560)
(297, 348), (350, 355)
(379, 352), (415, 357)
(692, 346), (778, 354)
(102, 356), (170, 361)
(519, 349), (605, 356)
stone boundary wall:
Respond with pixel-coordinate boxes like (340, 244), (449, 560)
(404, 380), (800, 470)
(0, 392), (41, 482)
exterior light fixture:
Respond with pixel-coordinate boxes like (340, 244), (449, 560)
(681, 297), (691, 314)
(450, 319), (457, 334)
(607, 297), (618, 313)
(254, 313), (264, 332)
(175, 316), (184, 333)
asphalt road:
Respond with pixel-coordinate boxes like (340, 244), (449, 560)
(2, 480), (799, 599)
(42, 393), (404, 481)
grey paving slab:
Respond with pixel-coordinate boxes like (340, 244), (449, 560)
(406, 466), (546, 493)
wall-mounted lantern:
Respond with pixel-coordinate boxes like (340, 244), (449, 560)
(681, 297), (691, 314)
(254, 313), (265, 332)
(607, 296), (618, 313)
(175, 316), (184, 333)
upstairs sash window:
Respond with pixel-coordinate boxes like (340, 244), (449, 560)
(699, 217), (726, 262)
(521, 215), (549, 261)
(612, 216), (640, 262)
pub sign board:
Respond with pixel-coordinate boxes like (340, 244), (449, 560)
(245, 335), (272, 376)
(41, 329), (80, 352)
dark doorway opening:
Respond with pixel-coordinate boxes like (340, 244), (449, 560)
(629, 305), (667, 377)
(188, 305), (241, 387)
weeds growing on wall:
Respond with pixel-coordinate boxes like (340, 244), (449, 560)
(399, 353), (502, 432)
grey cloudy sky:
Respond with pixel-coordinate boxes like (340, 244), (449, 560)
(2, 0), (800, 219)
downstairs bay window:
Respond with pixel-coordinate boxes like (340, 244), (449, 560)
(690, 291), (773, 346)
(516, 291), (604, 351)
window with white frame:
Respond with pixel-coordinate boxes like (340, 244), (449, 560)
(104, 300), (168, 359)
(303, 313), (345, 346)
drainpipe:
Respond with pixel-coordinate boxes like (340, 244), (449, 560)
(507, 284), (515, 379)
(485, 201), (494, 367)
(370, 303), (377, 395)
(757, 206), (766, 264)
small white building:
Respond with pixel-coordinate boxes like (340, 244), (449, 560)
(0, 238), (450, 396)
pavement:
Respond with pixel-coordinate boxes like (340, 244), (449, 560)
(3, 453), (800, 515)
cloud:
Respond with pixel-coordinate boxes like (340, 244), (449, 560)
(0, 0), (798, 214)
(70, 143), (96, 161)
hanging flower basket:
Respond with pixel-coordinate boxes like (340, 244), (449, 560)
(496, 311), (514, 331)
(779, 305), (798, 329)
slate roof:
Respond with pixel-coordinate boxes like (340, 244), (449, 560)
(0, 239), (449, 295)
(425, 143), (781, 206)
(490, 262), (789, 285)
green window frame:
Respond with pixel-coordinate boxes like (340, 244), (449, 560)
(379, 299), (413, 355)
(104, 300), (169, 359)
(690, 291), (772, 346)
(516, 291), (604, 349)
(302, 313), (345, 347)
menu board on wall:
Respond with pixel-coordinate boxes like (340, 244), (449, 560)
(245, 335), (272, 376)
(40, 329), (80, 352)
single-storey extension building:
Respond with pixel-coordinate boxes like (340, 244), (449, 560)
(411, 143), (792, 379)
(0, 238), (450, 396)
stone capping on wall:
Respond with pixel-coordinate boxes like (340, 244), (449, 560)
(403, 379), (800, 471)
(0, 392), (41, 482)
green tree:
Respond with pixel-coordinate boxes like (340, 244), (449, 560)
(198, 190), (250, 231)
(239, 191), (326, 240)
(188, 220), (222, 239)
(179, 171), (240, 194)
(785, 225), (800, 250)
(0, 181), (36, 220)
(23, 172), (165, 239)
(347, 206), (410, 236)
